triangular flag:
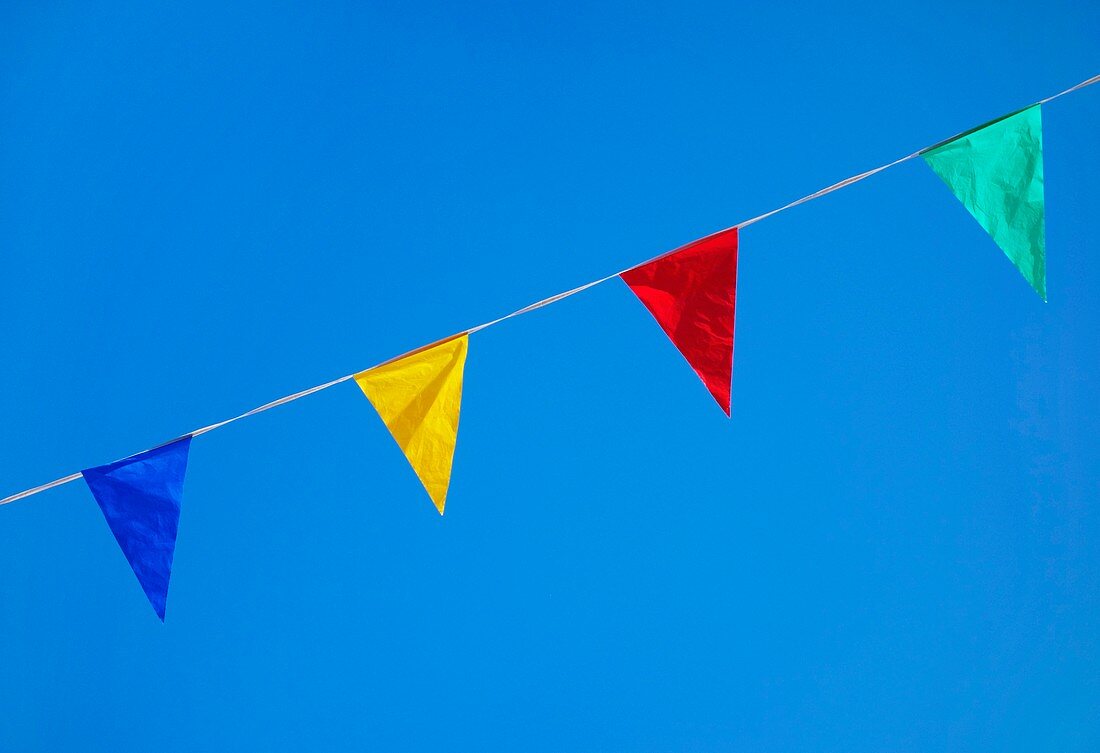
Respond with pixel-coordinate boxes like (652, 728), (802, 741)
(621, 227), (738, 415)
(81, 436), (192, 620)
(922, 105), (1046, 299)
(354, 335), (468, 514)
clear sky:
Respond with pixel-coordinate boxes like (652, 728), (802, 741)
(1, 3), (1098, 751)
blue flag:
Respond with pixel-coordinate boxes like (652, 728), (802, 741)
(82, 436), (192, 620)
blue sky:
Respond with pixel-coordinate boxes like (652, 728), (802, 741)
(1, 2), (1098, 751)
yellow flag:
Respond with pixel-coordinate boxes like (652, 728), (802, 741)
(354, 335), (468, 514)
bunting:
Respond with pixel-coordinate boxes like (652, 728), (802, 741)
(354, 336), (468, 514)
(922, 105), (1047, 299)
(621, 228), (739, 415)
(2, 74), (1096, 622)
(81, 437), (192, 620)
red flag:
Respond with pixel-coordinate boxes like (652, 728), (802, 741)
(620, 227), (738, 415)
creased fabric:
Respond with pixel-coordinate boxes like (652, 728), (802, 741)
(922, 105), (1046, 299)
(81, 436), (192, 620)
(354, 336), (468, 514)
(621, 227), (738, 415)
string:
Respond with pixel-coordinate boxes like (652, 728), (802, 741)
(2, 72), (1096, 507)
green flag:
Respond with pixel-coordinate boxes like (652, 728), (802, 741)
(922, 105), (1046, 300)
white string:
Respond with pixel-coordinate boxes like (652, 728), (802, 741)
(2, 72), (1097, 507)
(735, 151), (924, 230)
(1039, 73), (1100, 104)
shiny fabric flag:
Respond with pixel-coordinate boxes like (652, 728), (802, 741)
(81, 436), (192, 620)
(354, 335), (468, 515)
(621, 227), (738, 415)
(921, 105), (1046, 299)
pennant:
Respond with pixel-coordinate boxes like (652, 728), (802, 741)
(621, 227), (738, 415)
(81, 436), (192, 620)
(922, 105), (1046, 299)
(354, 335), (468, 514)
